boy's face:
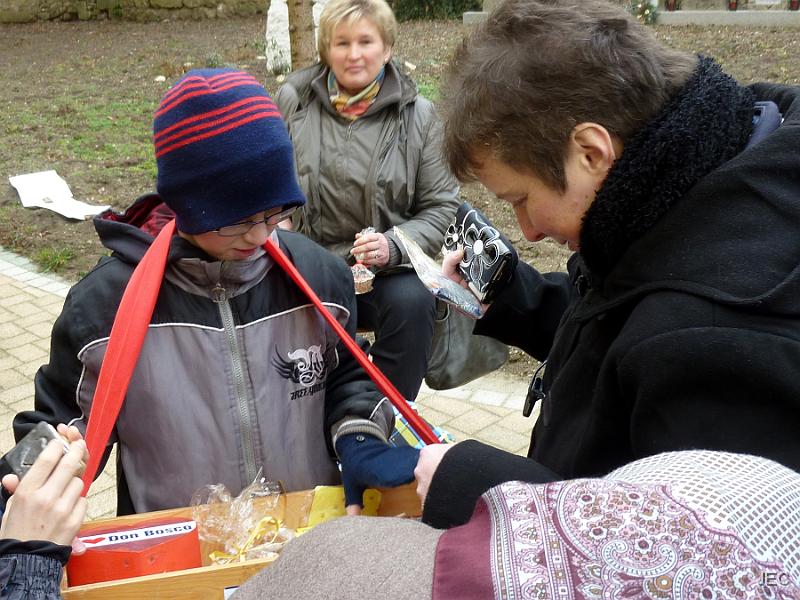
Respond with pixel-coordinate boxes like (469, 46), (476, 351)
(473, 153), (597, 252)
(178, 206), (289, 261)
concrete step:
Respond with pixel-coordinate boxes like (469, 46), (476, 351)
(659, 8), (800, 24)
(464, 7), (800, 26)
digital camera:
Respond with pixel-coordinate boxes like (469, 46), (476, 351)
(2, 421), (69, 478)
(442, 202), (517, 303)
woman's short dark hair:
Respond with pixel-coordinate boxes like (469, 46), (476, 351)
(441, 0), (697, 190)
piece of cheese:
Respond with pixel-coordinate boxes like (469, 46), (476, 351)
(304, 485), (381, 528)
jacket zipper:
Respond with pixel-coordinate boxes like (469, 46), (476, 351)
(212, 282), (258, 483)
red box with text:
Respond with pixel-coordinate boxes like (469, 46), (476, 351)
(66, 517), (202, 586)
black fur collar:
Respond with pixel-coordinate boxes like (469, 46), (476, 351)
(579, 57), (755, 278)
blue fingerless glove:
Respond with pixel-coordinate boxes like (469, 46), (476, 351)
(335, 433), (420, 507)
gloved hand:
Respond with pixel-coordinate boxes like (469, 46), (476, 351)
(336, 433), (420, 509)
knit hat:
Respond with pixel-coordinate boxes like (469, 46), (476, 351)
(153, 69), (305, 234)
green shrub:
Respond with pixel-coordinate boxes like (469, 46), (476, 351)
(390, 0), (481, 21)
(629, 0), (658, 24)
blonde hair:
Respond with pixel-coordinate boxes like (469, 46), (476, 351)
(317, 0), (397, 66)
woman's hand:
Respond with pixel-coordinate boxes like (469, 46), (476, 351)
(0, 424), (88, 547)
(351, 231), (390, 268)
(443, 249), (491, 315)
(442, 248), (468, 287)
(414, 442), (454, 508)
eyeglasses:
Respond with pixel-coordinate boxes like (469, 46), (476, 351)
(214, 206), (297, 237)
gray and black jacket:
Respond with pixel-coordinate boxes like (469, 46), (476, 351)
(13, 195), (392, 515)
(274, 61), (459, 267)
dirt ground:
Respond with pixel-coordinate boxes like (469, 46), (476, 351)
(1, 16), (798, 379)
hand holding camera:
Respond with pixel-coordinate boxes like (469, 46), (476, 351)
(1, 423), (88, 547)
(442, 202), (518, 304)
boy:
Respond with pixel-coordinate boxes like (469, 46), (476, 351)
(14, 69), (416, 515)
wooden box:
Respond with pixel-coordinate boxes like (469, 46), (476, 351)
(61, 483), (420, 599)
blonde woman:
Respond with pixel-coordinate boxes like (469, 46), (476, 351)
(275, 0), (460, 402)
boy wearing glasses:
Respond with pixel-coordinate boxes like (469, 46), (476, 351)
(13, 69), (417, 516)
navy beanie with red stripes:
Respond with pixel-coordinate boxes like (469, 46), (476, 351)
(153, 68), (306, 234)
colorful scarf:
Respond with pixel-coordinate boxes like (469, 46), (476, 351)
(328, 67), (385, 120)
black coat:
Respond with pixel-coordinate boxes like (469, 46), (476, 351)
(423, 67), (800, 529)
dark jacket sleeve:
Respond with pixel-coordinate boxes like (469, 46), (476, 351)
(748, 82), (800, 117)
(322, 294), (393, 451)
(421, 440), (560, 529)
(0, 540), (70, 600)
(474, 261), (572, 361)
(324, 332), (392, 440)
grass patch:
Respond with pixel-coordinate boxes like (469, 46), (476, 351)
(49, 97), (154, 169)
(35, 246), (76, 273)
(0, 207), (38, 253)
(416, 79), (440, 102)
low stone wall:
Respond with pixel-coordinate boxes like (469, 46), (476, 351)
(660, 0), (795, 9)
(0, 0), (266, 23)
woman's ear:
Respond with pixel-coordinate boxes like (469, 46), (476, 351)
(569, 123), (621, 181)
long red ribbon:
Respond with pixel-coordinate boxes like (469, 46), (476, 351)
(81, 219), (177, 494)
(264, 238), (440, 446)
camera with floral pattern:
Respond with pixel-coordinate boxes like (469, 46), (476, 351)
(442, 202), (518, 303)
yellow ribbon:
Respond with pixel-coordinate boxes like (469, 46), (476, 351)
(209, 515), (285, 565)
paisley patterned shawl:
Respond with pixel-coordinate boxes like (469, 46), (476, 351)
(433, 451), (800, 600)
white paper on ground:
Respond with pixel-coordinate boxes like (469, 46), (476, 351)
(8, 170), (110, 220)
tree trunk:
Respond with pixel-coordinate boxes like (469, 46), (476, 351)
(287, 0), (316, 71)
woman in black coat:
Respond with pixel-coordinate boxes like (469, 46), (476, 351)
(415, 0), (800, 529)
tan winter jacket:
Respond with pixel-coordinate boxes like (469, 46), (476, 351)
(274, 62), (459, 267)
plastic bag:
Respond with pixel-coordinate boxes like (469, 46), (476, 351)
(190, 474), (295, 564)
(351, 226), (376, 294)
(351, 262), (375, 294)
(392, 226), (483, 318)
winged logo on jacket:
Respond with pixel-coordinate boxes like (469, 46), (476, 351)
(273, 343), (336, 387)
